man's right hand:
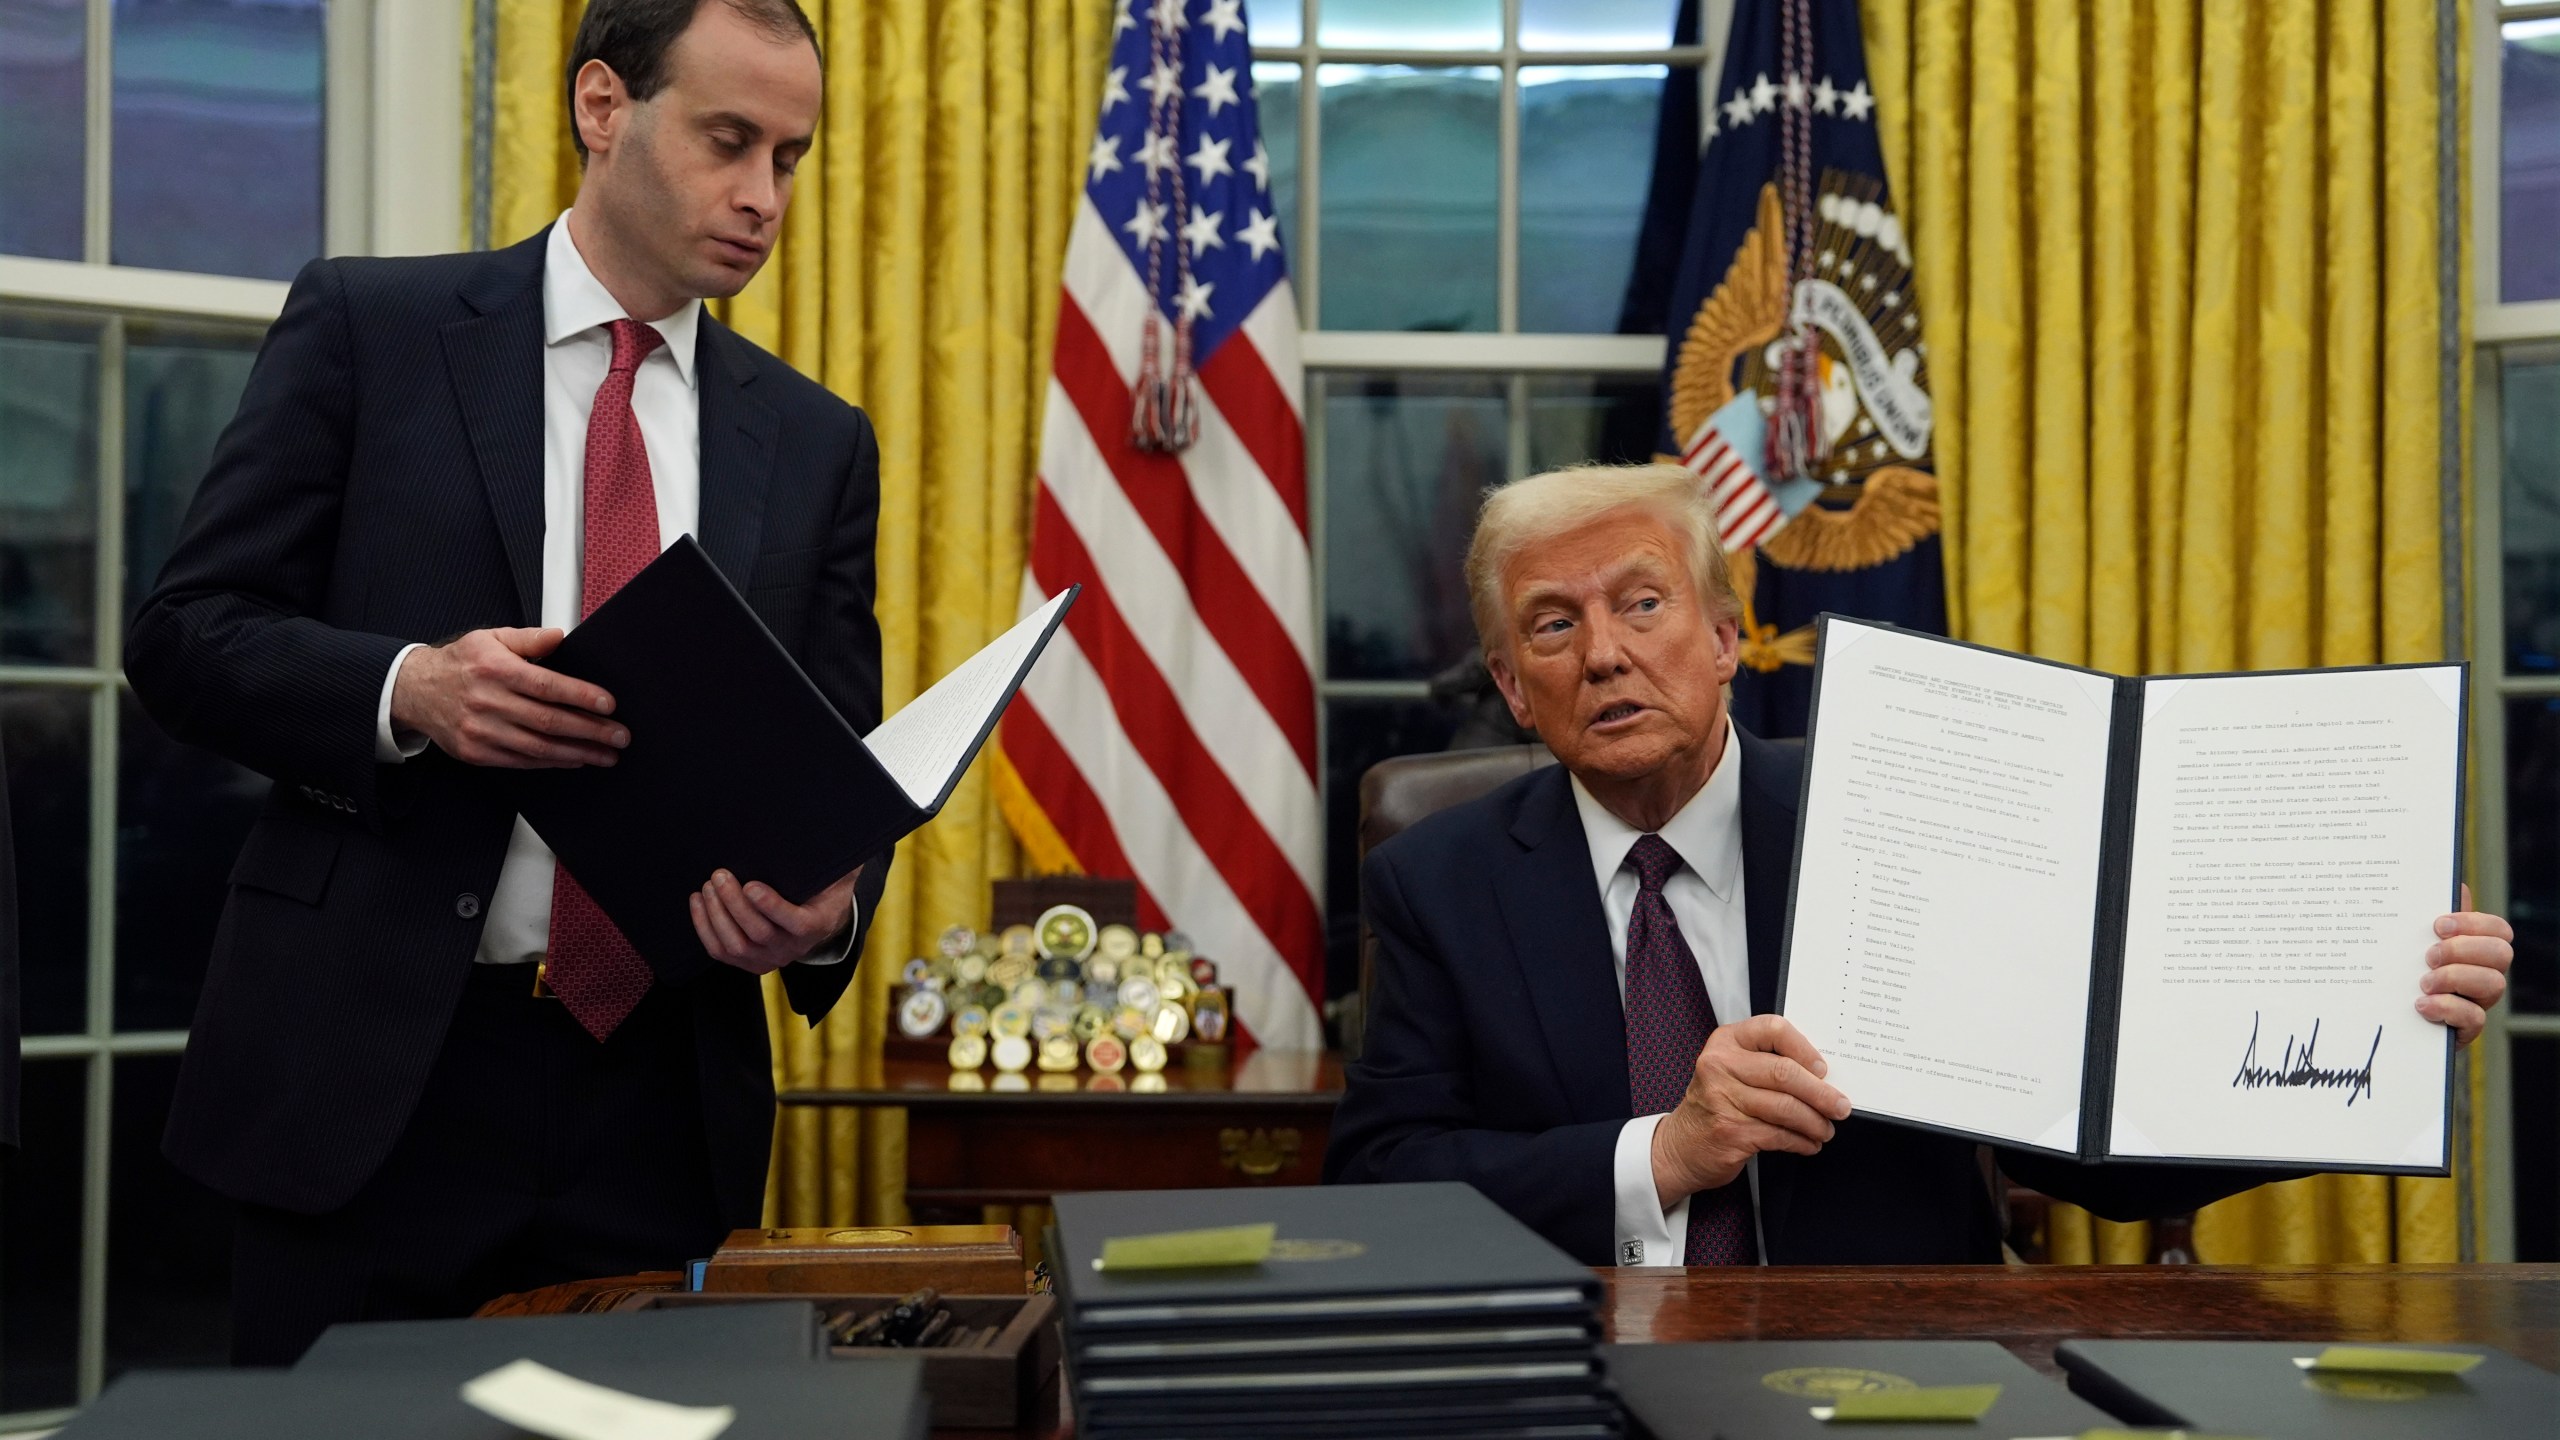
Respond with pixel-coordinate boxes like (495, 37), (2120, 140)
(389, 627), (627, 768)
(1651, 1014), (1852, 1208)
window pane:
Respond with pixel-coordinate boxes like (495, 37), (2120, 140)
(2516, 1035), (2557, 1262)
(1520, 0), (1678, 51)
(1527, 374), (1666, 471)
(1321, 372), (1504, 679)
(2506, 21), (2560, 303)
(1519, 66), (1668, 333)
(1315, 0), (1498, 50)
(109, 1055), (233, 1378)
(1323, 698), (1460, 996)
(0, 309), (102, 666)
(4, 684), (90, 1035)
(2507, 697), (2560, 1016)
(2, 1061), (85, 1412)
(1249, 0), (1300, 48)
(1318, 65), (1498, 331)
(125, 317), (262, 626)
(0, 0), (87, 260)
(118, 689), (265, 1031)
(1253, 62), (1303, 277)
(110, 0), (324, 281)
(2503, 354), (2560, 676)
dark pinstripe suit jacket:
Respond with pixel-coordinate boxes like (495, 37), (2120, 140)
(128, 228), (891, 1220)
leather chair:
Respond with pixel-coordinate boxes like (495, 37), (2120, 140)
(1345, 744), (1555, 1057)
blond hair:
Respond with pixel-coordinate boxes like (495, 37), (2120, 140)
(1463, 462), (1743, 656)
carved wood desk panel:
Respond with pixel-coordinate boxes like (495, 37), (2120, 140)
(780, 1050), (1344, 1214)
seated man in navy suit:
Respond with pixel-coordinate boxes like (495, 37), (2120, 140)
(1324, 463), (2514, 1266)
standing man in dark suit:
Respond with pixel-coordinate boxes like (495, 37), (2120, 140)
(127, 0), (886, 1363)
(1326, 463), (2515, 1267)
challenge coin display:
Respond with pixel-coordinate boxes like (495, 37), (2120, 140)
(903, 912), (1240, 1078)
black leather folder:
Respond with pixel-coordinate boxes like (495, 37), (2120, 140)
(1606, 1339), (2115, 1439)
(2057, 1337), (2560, 1439)
(58, 1358), (929, 1439)
(1050, 1183), (1600, 1337)
(296, 1303), (824, 1371)
(510, 537), (1073, 981)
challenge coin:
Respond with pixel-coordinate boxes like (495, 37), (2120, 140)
(1036, 904), (1099, 962)
(991, 1034), (1033, 1073)
(946, 1033), (988, 1070)
(1085, 1034), (1128, 1073)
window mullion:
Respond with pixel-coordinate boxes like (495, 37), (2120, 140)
(1497, 0), (1519, 335)
(82, 0), (111, 264)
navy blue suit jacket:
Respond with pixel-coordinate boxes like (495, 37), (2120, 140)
(1325, 726), (2271, 1265)
(128, 229), (889, 1220)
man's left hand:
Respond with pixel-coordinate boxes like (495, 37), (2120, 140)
(2421, 884), (2512, 1049)
(691, 865), (862, 975)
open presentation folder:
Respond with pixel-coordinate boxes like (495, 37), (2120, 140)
(512, 536), (1077, 980)
(1776, 615), (2466, 1174)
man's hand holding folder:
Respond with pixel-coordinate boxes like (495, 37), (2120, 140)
(393, 616), (868, 975)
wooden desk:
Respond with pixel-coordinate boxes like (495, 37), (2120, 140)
(484, 1263), (2558, 1438)
(781, 1050), (1343, 1216)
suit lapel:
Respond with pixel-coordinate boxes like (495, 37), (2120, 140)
(692, 319), (778, 591)
(440, 232), (551, 625)
(1491, 767), (1630, 1122)
(1734, 724), (1805, 1257)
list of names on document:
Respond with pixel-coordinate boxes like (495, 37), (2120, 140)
(1785, 623), (2114, 1151)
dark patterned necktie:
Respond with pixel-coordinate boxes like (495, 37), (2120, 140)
(546, 318), (666, 1042)
(1621, 833), (1754, 1264)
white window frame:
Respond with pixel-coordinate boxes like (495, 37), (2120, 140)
(0, 0), (462, 1423)
(1260, 0), (1730, 733)
(2470, 0), (2560, 1267)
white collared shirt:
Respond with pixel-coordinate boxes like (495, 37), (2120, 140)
(374, 212), (849, 966)
(1572, 717), (1752, 1265)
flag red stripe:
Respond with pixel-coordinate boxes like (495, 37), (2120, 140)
(1051, 299), (1319, 778)
(998, 700), (1173, 933)
(1029, 488), (1325, 985)
(1196, 331), (1308, 538)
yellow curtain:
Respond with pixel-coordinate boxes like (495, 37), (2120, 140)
(1861, 0), (2472, 1263)
(484, 0), (1109, 1225)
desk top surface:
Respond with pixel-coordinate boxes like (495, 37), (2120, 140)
(781, 1049), (1344, 1109)
(482, 1261), (2560, 1439)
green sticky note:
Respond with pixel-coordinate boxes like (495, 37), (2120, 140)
(2304, 1345), (2485, 1375)
(1094, 1223), (1275, 1271)
(1817, 1384), (2002, 1422)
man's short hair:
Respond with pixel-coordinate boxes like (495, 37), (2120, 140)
(1464, 462), (1744, 656)
(564, 0), (822, 160)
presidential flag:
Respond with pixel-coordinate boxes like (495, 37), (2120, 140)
(995, 0), (1323, 1050)
(1659, 0), (1943, 736)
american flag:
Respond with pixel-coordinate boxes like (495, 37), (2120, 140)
(999, 0), (1323, 1050)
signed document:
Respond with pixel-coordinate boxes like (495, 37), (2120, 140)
(1778, 617), (2464, 1174)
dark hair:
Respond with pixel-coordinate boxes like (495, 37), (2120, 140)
(564, 0), (821, 159)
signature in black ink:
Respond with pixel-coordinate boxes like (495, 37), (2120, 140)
(2230, 1012), (2379, 1108)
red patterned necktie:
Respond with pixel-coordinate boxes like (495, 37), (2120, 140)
(1621, 833), (1755, 1264)
(546, 317), (666, 1042)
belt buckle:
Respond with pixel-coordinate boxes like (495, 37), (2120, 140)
(532, 958), (555, 999)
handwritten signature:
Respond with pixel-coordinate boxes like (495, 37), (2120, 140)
(2230, 1012), (2379, 1107)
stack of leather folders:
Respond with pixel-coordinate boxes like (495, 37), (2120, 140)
(1050, 1182), (1617, 1440)
(54, 1305), (931, 1439)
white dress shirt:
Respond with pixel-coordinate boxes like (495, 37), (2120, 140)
(375, 213), (849, 966)
(1573, 717), (1752, 1266)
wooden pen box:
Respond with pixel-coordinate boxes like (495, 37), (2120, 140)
(703, 1225), (1026, 1296)
(620, 1290), (1060, 1430)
